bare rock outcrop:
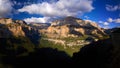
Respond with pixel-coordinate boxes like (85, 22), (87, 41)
(41, 16), (107, 39)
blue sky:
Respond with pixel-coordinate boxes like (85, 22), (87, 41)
(0, 0), (120, 28)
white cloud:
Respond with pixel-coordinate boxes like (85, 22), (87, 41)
(0, 0), (13, 17)
(106, 4), (120, 11)
(114, 18), (120, 23)
(18, 0), (94, 17)
(98, 18), (120, 28)
(107, 18), (120, 23)
(98, 21), (109, 25)
(107, 18), (113, 23)
(24, 17), (51, 23)
(103, 22), (109, 26)
(98, 21), (110, 28)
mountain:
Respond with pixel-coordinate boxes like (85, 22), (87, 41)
(0, 17), (108, 56)
(0, 18), (40, 40)
(0, 18), (40, 55)
(0, 18), (27, 25)
(37, 16), (109, 56)
(0, 18), (114, 68)
(0, 18), (25, 37)
(0, 17), (119, 68)
(104, 27), (120, 35)
(29, 23), (50, 29)
(40, 16), (107, 39)
(72, 28), (120, 68)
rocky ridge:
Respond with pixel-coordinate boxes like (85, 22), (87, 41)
(40, 16), (106, 39)
(0, 18), (40, 45)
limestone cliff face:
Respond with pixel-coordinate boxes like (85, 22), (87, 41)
(0, 18), (13, 24)
(8, 24), (25, 37)
(47, 25), (70, 38)
(0, 18), (40, 38)
(0, 18), (27, 25)
(42, 16), (106, 38)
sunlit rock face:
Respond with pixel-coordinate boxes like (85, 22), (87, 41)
(41, 16), (106, 38)
(0, 18), (13, 24)
(0, 18), (40, 38)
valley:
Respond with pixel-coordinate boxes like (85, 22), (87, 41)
(0, 17), (119, 68)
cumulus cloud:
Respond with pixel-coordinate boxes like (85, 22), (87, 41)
(24, 17), (51, 23)
(114, 18), (120, 23)
(103, 22), (109, 26)
(98, 20), (109, 25)
(98, 20), (110, 28)
(107, 18), (113, 23)
(98, 18), (120, 28)
(106, 4), (120, 11)
(107, 18), (120, 23)
(0, 0), (13, 17)
(18, 0), (94, 17)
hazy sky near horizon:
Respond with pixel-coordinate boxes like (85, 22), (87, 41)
(0, 0), (120, 28)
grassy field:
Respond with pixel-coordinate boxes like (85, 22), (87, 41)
(39, 38), (84, 56)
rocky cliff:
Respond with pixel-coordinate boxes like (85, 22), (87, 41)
(0, 18), (40, 44)
(40, 16), (106, 39)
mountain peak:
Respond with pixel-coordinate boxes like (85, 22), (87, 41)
(51, 16), (99, 28)
(42, 16), (107, 38)
(64, 16), (81, 20)
(51, 16), (83, 26)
